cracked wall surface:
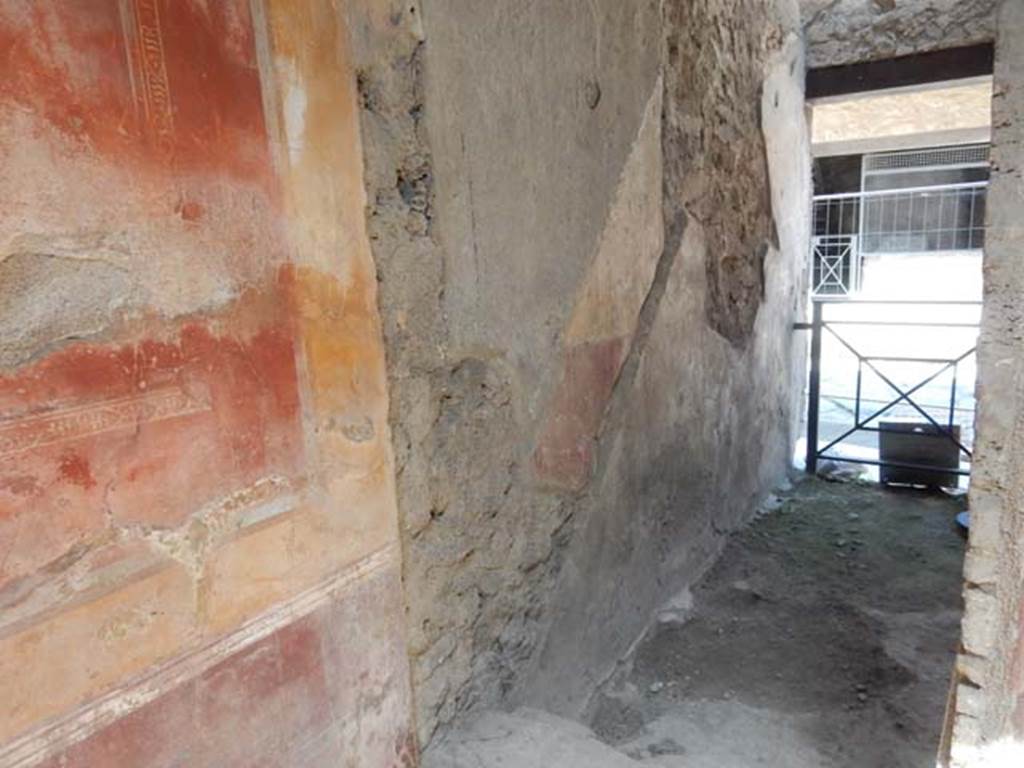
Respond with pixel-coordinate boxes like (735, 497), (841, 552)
(0, 2), (415, 765)
(800, 0), (998, 69)
(352, 0), (810, 747)
(522, 0), (810, 719)
(950, 2), (1024, 765)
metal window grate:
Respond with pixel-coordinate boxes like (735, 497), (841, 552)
(809, 181), (988, 297)
(864, 145), (990, 172)
(812, 182), (988, 254)
(812, 236), (858, 296)
(860, 185), (987, 252)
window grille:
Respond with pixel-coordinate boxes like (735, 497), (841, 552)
(863, 145), (990, 173)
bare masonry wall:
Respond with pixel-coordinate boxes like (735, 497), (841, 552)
(353, 0), (811, 745)
(799, 0), (998, 68)
(952, 1), (1024, 764)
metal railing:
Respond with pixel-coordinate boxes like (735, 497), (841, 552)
(799, 299), (981, 481)
(811, 182), (988, 296)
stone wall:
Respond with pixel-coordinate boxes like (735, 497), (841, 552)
(800, 0), (998, 69)
(354, 0), (810, 745)
(0, 2), (414, 765)
(950, 1), (1024, 765)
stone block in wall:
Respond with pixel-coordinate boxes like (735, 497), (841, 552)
(961, 588), (1000, 660)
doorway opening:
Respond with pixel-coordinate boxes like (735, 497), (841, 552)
(799, 76), (993, 493)
(579, 65), (997, 768)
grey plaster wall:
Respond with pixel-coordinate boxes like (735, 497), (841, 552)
(519, 2), (810, 716)
(351, 0), (810, 747)
(800, 0), (997, 69)
(951, 2), (1024, 765)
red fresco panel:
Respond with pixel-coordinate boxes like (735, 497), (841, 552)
(0, 0), (298, 592)
(532, 337), (627, 491)
(37, 569), (417, 768)
(0, 0), (272, 186)
(0, 275), (304, 592)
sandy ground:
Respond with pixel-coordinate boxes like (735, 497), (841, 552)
(588, 476), (966, 768)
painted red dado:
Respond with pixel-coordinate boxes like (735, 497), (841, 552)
(38, 615), (332, 768)
(532, 337), (627, 491)
(33, 564), (417, 768)
(0, 0), (273, 188)
(0, 274), (304, 591)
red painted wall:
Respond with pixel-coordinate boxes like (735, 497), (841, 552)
(0, 2), (413, 765)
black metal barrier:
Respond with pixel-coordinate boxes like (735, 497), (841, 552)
(795, 299), (980, 480)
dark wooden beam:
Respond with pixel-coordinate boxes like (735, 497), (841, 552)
(807, 44), (995, 100)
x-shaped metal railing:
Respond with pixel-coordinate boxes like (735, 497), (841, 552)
(799, 299), (981, 479)
(812, 237), (854, 296)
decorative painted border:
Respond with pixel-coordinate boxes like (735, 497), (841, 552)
(119, 0), (175, 147)
(0, 544), (399, 768)
(0, 387), (210, 459)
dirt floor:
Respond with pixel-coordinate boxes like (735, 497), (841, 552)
(588, 476), (967, 768)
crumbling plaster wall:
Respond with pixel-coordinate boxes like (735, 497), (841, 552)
(522, 0), (810, 717)
(951, 1), (1024, 765)
(352, 0), (810, 746)
(800, 0), (998, 69)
